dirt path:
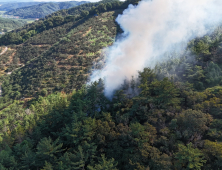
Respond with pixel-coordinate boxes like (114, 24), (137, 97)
(0, 46), (8, 56)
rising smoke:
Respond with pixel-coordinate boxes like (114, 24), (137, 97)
(90, 0), (222, 97)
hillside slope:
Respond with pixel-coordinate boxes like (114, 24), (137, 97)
(4, 1), (90, 19)
(1, 32), (222, 169)
(0, 0), (129, 110)
(1, 0), (222, 169)
(0, 10), (121, 106)
(0, 2), (42, 11)
(0, 17), (27, 32)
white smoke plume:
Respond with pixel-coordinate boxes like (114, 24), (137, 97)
(90, 0), (222, 97)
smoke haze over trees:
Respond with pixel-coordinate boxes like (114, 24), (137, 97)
(91, 0), (222, 97)
(0, 0), (222, 169)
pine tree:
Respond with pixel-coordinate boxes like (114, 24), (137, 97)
(87, 154), (118, 170)
(36, 137), (64, 168)
(174, 143), (206, 170)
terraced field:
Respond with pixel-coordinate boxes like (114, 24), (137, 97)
(0, 10), (123, 103)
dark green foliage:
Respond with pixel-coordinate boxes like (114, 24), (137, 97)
(173, 109), (212, 143)
(0, 65), (221, 169)
(1, 0), (222, 169)
(203, 140), (222, 169)
(174, 143), (206, 170)
(81, 10), (89, 17)
(205, 62), (222, 86)
(36, 137), (64, 168)
(87, 154), (118, 170)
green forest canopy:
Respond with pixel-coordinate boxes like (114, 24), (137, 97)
(0, 0), (222, 169)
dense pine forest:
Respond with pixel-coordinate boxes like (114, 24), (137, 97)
(1, 0), (222, 169)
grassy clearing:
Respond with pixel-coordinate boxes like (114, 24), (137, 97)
(26, 19), (34, 23)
